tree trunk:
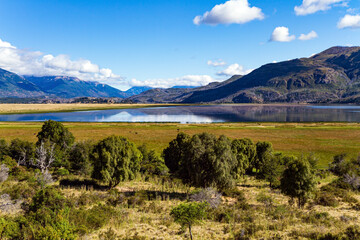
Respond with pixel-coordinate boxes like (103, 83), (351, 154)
(189, 224), (193, 240)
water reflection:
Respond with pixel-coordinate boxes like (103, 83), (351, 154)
(0, 105), (360, 123)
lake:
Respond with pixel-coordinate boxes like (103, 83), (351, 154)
(1, 105), (360, 123)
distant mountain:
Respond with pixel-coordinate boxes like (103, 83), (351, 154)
(0, 69), (44, 98)
(171, 86), (198, 89)
(123, 86), (153, 97)
(25, 76), (128, 98)
(128, 47), (360, 104)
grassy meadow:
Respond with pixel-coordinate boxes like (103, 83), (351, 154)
(0, 122), (358, 168)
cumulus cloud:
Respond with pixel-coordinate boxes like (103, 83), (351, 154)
(129, 75), (216, 89)
(295, 0), (347, 16)
(338, 14), (360, 29)
(0, 38), (123, 84)
(217, 64), (253, 76)
(193, 0), (264, 25)
(270, 27), (296, 42)
(207, 60), (227, 67)
(299, 30), (318, 40)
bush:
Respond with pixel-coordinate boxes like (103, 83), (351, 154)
(70, 204), (123, 232)
(190, 187), (222, 208)
(0, 164), (9, 183)
(29, 186), (67, 213)
(2, 181), (38, 200)
(56, 168), (70, 177)
(314, 191), (339, 207)
(171, 202), (208, 239)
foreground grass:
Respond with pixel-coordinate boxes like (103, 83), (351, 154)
(0, 122), (359, 168)
(48, 175), (360, 239)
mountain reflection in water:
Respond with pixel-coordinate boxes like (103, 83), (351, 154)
(0, 105), (360, 123)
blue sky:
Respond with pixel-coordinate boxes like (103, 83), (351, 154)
(0, 0), (359, 90)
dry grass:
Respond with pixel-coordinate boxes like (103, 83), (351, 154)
(0, 103), (181, 114)
(0, 122), (359, 168)
(68, 176), (360, 239)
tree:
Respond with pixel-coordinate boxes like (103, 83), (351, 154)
(36, 120), (75, 150)
(138, 144), (168, 176)
(182, 133), (237, 190)
(163, 132), (190, 174)
(36, 120), (75, 168)
(68, 141), (94, 176)
(0, 139), (9, 159)
(262, 153), (284, 188)
(280, 157), (316, 208)
(254, 141), (273, 177)
(231, 138), (256, 178)
(170, 202), (208, 240)
(9, 138), (35, 167)
(91, 135), (142, 188)
(34, 140), (55, 173)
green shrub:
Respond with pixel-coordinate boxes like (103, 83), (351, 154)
(56, 167), (70, 176)
(2, 181), (39, 200)
(314, 191), (339, 207)
(29, 187), (66, 213)
(70, 204), (123, 232)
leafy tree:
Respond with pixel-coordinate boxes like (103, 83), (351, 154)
(91, 135), (142, 188)
(36, 120), (75, 150)
(163, 132), (190, 174)
(182, 133), (237, 190)
(254, 141), (273, 177)
(68, 140), (94, 176)
(138, 144), (168, 176)
(36, 120), (75, 168)
(0, 139), (9, 159)
(9, 138), (35, 167)
(262, 153), (285, 188)
(231, 138), (256, 178)
(170, 202), (208, 240)
(280, 157), (316, 208)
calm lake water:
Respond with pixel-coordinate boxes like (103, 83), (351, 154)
(1, 105), (360, 123)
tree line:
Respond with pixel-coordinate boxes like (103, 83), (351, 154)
(0, 120), (320, 208)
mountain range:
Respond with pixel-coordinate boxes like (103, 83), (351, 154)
(129, 46), (360, 104)
(1, 46), (360, 103)
(0, 70), (153, 99)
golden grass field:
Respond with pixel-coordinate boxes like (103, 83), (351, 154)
(0, 121), (359, 168)
(0, 103), (179, 114)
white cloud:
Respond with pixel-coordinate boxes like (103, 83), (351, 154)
(207, 60), (227, 67)
(0, 39), (16, 49)
(299, 30), (318, 40)
(338, 14), (360, 29)
(0, 38), (124, 85)
(270, 27), (296, 42)
(295, 0), (347, 16)
(193, 0), (264, 25)
(129, 75), (216, 88)
(217, 63), (253, 76)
